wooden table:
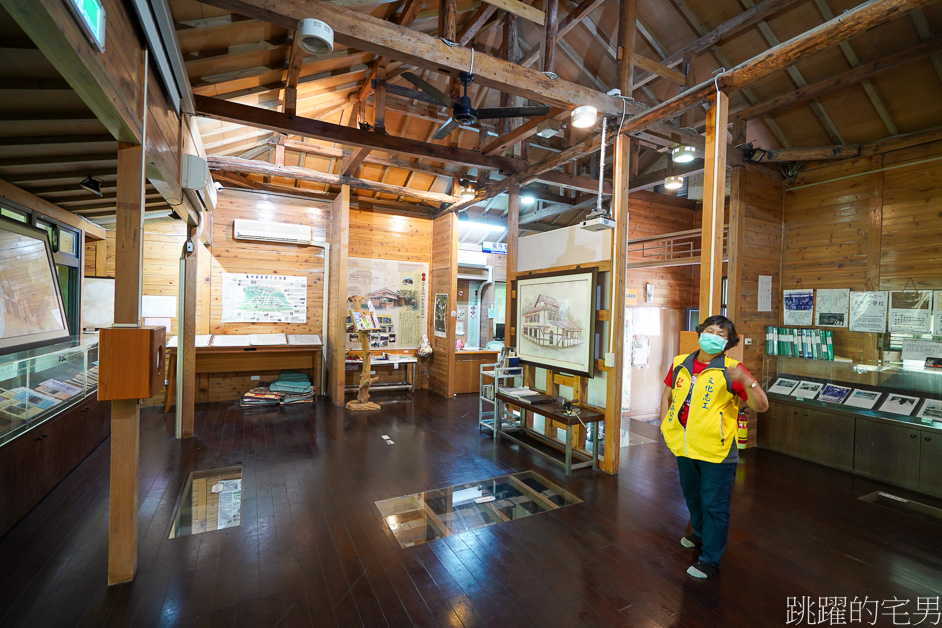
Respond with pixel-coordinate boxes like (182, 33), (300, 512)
(344, 356), (417, 395)
(494, 391), (603, 476)
(164, 344), (323, 413)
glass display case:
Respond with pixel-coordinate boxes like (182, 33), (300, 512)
(762, 354), (942, 431)
(0, 336), (99, 447)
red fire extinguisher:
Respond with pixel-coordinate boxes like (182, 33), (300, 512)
(737, 408), (749, 450)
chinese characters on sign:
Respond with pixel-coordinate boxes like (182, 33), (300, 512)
(785, 596), (940, 625)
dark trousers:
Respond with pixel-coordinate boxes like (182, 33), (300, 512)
(676, 456), (737, 567)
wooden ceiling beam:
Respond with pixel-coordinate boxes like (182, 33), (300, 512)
(518, 0), (605, 68)
(737, 38), (942, 120)
(481, 108), (567, 156)
(208, 154), (457, 204)
(194, 94), (522, 172)
(196, 0), (628, 116)
(760, 144), (860, 162)
(279, 138), (461, 178)
(0, 178), (106, 239)
(457, 4), (499, 45)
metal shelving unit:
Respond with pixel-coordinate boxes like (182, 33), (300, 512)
(478, 363), (523, 437)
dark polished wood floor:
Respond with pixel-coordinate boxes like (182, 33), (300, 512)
(1, 392), (941, 627)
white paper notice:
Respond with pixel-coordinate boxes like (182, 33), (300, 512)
(142, 295), (177, 318)
(758, 275), (772, 312)
(849, 291), (888, 333)
(783, 289), (814, 326)
(934, 291), (942, 334)
(889, 290), (932, 333)
(815, 289), (849, 327)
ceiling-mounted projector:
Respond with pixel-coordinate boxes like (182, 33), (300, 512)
(297, 19), (334, 57)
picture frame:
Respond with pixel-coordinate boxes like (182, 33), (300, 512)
(0, 220), (71, 354)
(844, 389), (882, 410)
(514, 268), (597, 378)
(789, 380), (824, 399)
(878, 393), (920, 416)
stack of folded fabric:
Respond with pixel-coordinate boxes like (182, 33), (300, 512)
(269, 371), (315, 405)
(240, 385), (282, 407)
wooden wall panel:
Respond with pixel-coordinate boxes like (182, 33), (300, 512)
(145, 65), (182, 207)
(429, 213), (457, 397)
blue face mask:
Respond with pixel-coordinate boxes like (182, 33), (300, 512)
(699, 332), (727, 354)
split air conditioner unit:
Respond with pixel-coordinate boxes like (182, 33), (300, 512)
(233, 219), (312, 245)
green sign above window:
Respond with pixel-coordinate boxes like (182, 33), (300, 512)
(64, 0), (106, 52)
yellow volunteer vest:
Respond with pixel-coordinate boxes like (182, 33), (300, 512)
(661, 352), (741, 463)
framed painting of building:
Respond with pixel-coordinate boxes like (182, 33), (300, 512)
(514, 269), (597, 378)
(0, 220), (71, 354)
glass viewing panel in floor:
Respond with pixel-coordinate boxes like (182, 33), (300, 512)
(169, 466), (243, 539)
(376, 470), (581, 548)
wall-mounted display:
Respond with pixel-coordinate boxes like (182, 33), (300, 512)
(818, 383), (852, 404)
(0, 221), (71, 354)
(515, 269), (596, 378)
(814, 288), (849, 327)
(878, 393), (920, 416)
(849, 291), (888, 333)
(346, 258), (428, 349)
(221, 273), (307, 323)
(433, 293), (448, 338)
(783, 289), (814, 326)
(790, 381), (824, 399)
(889, 290), (932, 333)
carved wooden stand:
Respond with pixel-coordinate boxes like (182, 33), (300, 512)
(346, 298), (381, 412)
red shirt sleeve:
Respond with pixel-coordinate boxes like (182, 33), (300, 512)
(663, 369), (674, 387)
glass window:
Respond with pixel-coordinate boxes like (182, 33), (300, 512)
(36, 220), (57, 250)
(58, 229), (78, 256)
(1, 207), (28, 223)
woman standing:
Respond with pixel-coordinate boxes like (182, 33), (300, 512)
(660, 315), (768, 579)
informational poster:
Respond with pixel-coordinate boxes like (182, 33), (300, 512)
(783, 289), (814, 326)
(221, 273), (307, 323)
(142, 294), (177, 318)
(346, 258), (428, 349)
(626, 289), (638, 306)
(433, 293), (448, 338)
(214, 479), (242, 529)
(758, 275), (772, 312)
(900, 339), (942, 364)
(934, 291), (942, 333)
(849, 291), (888, 333)
(815, 288), (849, 327)
(889, 290), (932, 333)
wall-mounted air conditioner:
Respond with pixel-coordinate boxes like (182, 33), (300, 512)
(233, 219), (312, 245)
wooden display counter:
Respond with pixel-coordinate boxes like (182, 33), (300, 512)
(453, 350), (500, 395)
(164, 344), (322, 412)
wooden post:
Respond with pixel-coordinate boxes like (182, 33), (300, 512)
(864, 154), (884, 363)
(543, 0), (559, 74)
(725, 117), (747, 323)
(327, 185), (350, 405)
(442, 0), (459, 101)
(505, 185), (519, 348)
(179, 231), (198, 438)
(500, 15), (518, 137)
(616, 0), (637, 96)
(374, 61), (387, 132)
(698, 90), (729, 317)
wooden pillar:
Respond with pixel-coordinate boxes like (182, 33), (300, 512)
(500, 15), (518, 137)
(441, 0), (460, 101)
(327, 186), (350, 405)
(725, 117), (747, 323)
(179, 231), (198, 438)
(374, 61), (387, 132)
(864, 154), (884, 363)
(616, 0), (637, 96)
(698, 90), (729, 317)
(543, 0), (559, 74)
(505, 185), (519, 348)
(430, 213), (458, 396)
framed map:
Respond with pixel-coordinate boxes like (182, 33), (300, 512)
(221, 273), (307, 323)
(0, 221), (70, 354)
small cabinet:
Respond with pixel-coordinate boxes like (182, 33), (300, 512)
(798, 408), (855, 471)
(758, 402), (800, 455)
(854, 418), (921, 489)
(918, 431), (942, 497)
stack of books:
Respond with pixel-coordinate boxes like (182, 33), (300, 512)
(765, 327), (834, 360)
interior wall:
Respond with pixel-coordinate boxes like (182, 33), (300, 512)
(429, 213), (457, 397)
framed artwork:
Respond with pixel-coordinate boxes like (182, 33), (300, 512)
(878, 393), (920, 416)
(789, 380), (824, 399)
(514, 268), (597, 378)
(433, 293), (448, 338)
(0, 221), (71, 354)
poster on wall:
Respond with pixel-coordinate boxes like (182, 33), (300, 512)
(888, 290), (932, 333)
(433, 293), (448, 338)
(758, 275), (772, 312)
(346, 258), (428, 349)
(849, 291), (888, 333)
(783, 289), (814, 326)
(814, 289), (849, 327)
(515, 269), (596, 378)
(221, 273), (307, 323)
(933, 291), (942, 334)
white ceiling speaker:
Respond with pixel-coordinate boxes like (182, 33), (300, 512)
(297, 19), (334, 57)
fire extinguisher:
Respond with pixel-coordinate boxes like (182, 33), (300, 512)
(737, 408), (749, 450)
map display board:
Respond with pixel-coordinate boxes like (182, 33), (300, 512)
(346, 258), (428, 350)
(221, 273), (307, 323)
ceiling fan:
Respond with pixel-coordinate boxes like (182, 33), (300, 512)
(401, 53), (550, 140)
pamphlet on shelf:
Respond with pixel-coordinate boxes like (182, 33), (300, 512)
(878, 393), (920, 416)
(249, 333), (287, 346)
(211, 334), (251, 347)
(789, 381), (824, 400)
(287, 334), (322, 345)
(843, 389), (882, 410)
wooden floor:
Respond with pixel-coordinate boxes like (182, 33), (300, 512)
(1, 392), (941, 627)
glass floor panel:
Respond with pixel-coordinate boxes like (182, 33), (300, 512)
(376, 470), (581, 548)
(169, 466), (243, 539)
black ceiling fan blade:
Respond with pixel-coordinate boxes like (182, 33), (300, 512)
(476, 106), (552, 119)
(432, 117), (461, 140)
(400, 72), (453, 107)
(383, 83), (447, 108)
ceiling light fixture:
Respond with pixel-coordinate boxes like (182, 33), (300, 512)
(520, 193), (536, 205)
(664, 175), (684, 190)
(671, 145), (697, 164)
(296, 19), (334, 57)
(570, 105), (597, 129)
(79, 176), (103, 197)
(458, 220), (506, 233)
(458, 179), (476, 202)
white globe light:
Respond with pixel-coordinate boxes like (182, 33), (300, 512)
(570, 105), (598, 129)
(664, 175), (684, 190)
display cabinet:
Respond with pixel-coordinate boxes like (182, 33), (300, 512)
(0, 337), (109, 536)
(760, 354), (942, 497)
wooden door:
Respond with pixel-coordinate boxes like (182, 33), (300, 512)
(918, 430), (942, 498)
